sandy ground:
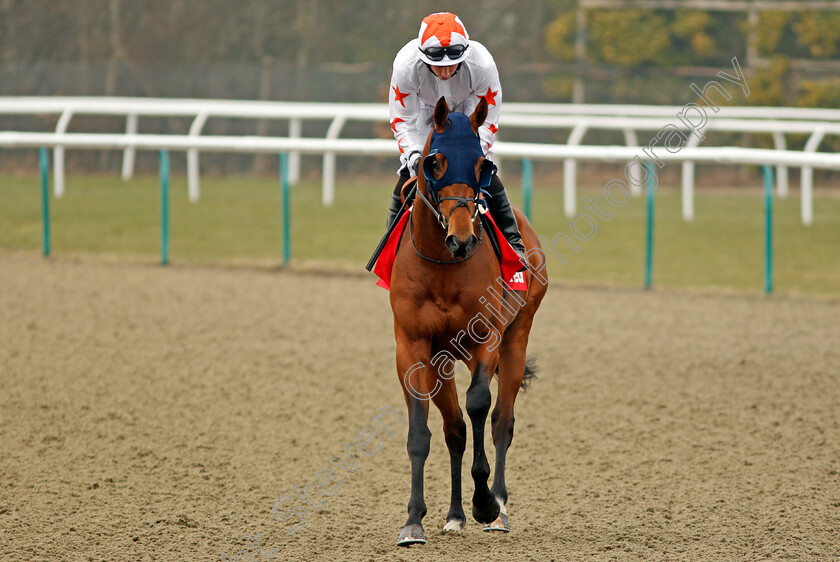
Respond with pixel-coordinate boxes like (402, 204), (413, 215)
(1, 252), (839, 561)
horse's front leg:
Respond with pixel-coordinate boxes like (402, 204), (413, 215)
(396, 336), (433, 547)
(431, 376), (467, 532)
(466, 362), (501, 524)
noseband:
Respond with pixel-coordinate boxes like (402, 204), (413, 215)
(415, 182), (485, 230)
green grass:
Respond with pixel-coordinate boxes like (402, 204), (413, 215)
(1, 172), (838, 296)
(528, 182), (840, 296)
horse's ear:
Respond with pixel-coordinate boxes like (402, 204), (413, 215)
(433, 97), (449, 133)
(471, 98), (488, 132)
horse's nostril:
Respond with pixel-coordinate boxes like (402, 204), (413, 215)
(445, 235), (460, 254)
(464, 235), (477, 253)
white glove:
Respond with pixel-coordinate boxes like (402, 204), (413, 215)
(408, 151), (421, 177)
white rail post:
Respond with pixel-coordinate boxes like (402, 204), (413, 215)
(801, 129), (826, 226)
(288, 118), (302, 185)
(563, 123), (588, 217)
(53, 109), (74, 198)
(680, 134), (703, 221)
(121, 114), (138, 181)
(187, 112), (209, 202)
(322, 114), (346, 207)
(772, 131), (788, 198)
(622, 128), (641, 196)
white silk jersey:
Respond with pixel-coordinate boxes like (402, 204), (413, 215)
(388, 38), (502, 172)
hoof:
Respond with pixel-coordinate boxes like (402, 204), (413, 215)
(442, 518), (465, 533)
(471, 493), (500, 524)
(397, 524), (426, 547)
(482, 512), (510, 533)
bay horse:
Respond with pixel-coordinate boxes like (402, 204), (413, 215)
(389, 97), (548, 546)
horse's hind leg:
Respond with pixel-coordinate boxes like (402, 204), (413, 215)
(487, 317), (534, 532)
(431, 377), (467, 532)
(466, 363), (501, 524)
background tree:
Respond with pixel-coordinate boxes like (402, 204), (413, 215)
(0, 0), (838, 108)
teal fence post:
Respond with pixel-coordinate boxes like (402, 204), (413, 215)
(763, 165), (774, 295)
(38, 147), (51, 257)
(279, 153), (291, 266)
(644, 162), (656, 290)
(521, 158), (533, 221)
(160, 150), (170, 265)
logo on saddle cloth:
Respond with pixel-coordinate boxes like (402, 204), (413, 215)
(422, 112), (494, 196)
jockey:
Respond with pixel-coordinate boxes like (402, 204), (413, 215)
(386, 12), (526, 259)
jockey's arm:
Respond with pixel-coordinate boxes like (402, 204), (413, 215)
(463, 60), (502, 157)
(389, 69), (425, 173)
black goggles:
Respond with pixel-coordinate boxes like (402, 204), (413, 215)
(420, 44), (467, 62)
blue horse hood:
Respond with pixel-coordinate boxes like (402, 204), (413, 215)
(423, 112), (494, 194)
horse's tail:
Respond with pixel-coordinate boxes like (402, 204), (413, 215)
(521, 355), (538, 391)
(493, 355), (538, 391)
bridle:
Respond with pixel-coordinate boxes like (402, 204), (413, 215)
(409, 156), (491, 265)
(409, 113), (494, 265)
(410, 192), (484, 265)
(414, 180), (485, 231)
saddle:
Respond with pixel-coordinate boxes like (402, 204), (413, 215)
(400, 176), (418, 205)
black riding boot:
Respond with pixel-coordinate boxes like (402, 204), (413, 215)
(386, 193), (403, 227)
(485, 175), (526, 259)
(387, 172), (412, 227)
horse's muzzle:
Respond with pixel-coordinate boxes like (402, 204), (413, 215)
(445, 234), (478, 258)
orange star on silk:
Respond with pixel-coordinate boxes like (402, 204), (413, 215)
(390, 117), (404, 132)
(421, 13), (466, 47)
(488, 124), (498, 135)
(392, 86), (410, 108)
(478, 87), (498, 106)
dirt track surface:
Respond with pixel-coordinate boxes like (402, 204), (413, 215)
(1, 252), (839, 561)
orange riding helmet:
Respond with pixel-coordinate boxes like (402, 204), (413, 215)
(417, 12), (470, 67)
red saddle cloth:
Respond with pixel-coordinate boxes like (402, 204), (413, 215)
(373, 207), (527, 292)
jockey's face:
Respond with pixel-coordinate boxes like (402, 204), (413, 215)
(430, 64), (458, 81)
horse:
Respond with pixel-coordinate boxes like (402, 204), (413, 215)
(388, 96), (548, 546)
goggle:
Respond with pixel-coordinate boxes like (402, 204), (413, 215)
(420, 44), (468, 62)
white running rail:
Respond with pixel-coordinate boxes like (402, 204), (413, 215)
(1, 97), (838, 224)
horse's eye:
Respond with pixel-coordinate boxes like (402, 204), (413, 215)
(432, 160), (441, 171)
